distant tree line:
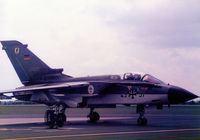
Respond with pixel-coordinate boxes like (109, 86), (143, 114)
(0, 100), (200, 105)
(0, 100), (37, 105)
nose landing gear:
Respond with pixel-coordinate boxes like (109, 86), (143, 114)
(137, 104), (148, 126)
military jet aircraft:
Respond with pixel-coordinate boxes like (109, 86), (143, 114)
(0, 40), (198, 128)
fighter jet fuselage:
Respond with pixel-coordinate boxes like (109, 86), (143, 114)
(0, 40), (198, 128)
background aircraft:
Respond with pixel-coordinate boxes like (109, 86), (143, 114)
(0, 40), (198, 128)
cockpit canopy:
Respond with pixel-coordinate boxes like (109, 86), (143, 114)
(123, 73), (142, 81)
(123, 73), (164, 84)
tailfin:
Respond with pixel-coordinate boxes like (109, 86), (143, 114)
(1, 40), (71, 85)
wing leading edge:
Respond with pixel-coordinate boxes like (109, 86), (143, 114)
(0, 81), (89, 94)
(0, 80), (161, 95)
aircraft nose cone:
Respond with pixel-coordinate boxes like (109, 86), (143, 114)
(168, 86), (198, 104)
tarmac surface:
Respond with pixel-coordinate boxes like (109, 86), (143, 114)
(0, 113), (200, 140)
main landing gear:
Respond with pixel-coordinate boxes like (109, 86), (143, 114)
(44, 104), (66, 129)
(87, 107), (100, 122)
(137, 104), (147, 126)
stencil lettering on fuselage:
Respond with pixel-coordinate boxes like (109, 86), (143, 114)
(121, 86), (144, 99)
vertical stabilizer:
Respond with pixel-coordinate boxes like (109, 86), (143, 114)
(1, 40), (71, 85)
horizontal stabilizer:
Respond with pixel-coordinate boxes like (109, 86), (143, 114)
(0, 94), (13, 99)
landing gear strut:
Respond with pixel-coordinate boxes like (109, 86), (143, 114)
(44, 104), (66, 128)
(87, 107), (100, 122)
(137, 104), (147, 126)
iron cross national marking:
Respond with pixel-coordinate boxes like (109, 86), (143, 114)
(14, 47), (20, 54)
(127, 86), (137, 99)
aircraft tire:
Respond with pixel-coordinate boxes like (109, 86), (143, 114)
(56, 113), (66, 127)
(44, 110), (55, 129)
(44, 110), (54, 125)
(48, 112), (55, 129)
(89, 112), (100, 122)
(137, 117), (147, 126)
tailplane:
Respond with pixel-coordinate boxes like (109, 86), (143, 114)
(1, 40), (71, 85)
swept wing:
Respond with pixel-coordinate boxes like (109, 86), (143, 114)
(0, 81), (160, 95)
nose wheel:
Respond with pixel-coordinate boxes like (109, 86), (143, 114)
(137, 117), (147, 126)
(88, 108), (100, 122)
(137, 104), (148, 126)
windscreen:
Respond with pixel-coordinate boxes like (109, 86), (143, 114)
(142, 74), (164, 84)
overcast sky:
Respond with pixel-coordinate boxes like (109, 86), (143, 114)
(0, 0), (200, 96)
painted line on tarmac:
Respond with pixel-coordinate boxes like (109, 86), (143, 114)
(0, 117), (134, 125)
(0, 127), (83, 132)
(0, 128), (32, 131)
(5, 128), (200, 140)
(32, 127), (83, 133)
